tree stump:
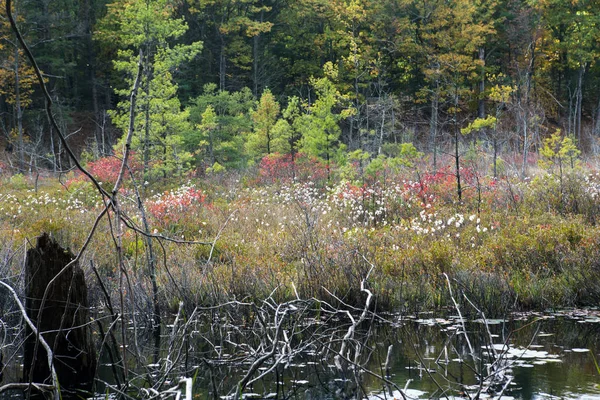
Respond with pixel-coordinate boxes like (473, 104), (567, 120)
(24, 233), (97, 398)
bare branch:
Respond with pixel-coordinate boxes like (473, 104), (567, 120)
(0, 280), (59, 399)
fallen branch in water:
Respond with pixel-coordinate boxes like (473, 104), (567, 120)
(0, 280), (59, 399)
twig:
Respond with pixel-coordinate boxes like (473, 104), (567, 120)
(443, 273), (474, 356)
(0, 280), (59, 399)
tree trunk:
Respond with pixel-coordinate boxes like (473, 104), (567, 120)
(252, 9), (264, 97)
(24, 233), (97, 399)
(594, 94), (600, 136)
(430, 83), (439, 170)
(219, 41), (226, 92)
(454, 117), (462, 202)
(13, 23), (25, 173)
(143, 48), (152, 178)
(493, 136), (498, 178)
(478, 47), (486, 119)
(522, 110), (529, 178)
(575, 63), (585, 145)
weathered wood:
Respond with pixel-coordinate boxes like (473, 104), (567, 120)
(24, 233), (97, 398)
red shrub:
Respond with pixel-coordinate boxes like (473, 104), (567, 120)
(146, 185), (206, 231)
(257, 153), (329, 185)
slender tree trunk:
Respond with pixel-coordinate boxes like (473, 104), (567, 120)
(138, 194), (160, 363)
(266, 128), (271, 155)
(493, 136), (498, 178)
(478, 47), (486, 119)
(522, 108), (529, 177)
(209, 128), (215, 166)
(14, 44), (25, 173)
(430, 83), (439, 170)
(378, 106), (386, 155)
(454, 115), (462, 202)
(143, 49), (151, 178)
(253, 34), (259, 97)
(252, 9), (264, 97)
(568, 88), (574, 136)
(576, 63), (585, 145)
(594, 94), (600, 136)
(219, 41), (226, 91)
(50, 128), (57, 173)
(12, 3), (25, 172)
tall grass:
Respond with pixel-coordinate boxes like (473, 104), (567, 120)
(2, 164), (600, 317)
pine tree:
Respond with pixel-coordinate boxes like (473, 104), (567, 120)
(99, 0), (202, 179)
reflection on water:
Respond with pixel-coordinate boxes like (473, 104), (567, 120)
(185, 310), (600, 399)
(2, 309), (600, 399)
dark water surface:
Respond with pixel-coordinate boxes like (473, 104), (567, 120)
(2, 309), (600, 399)
(174, 309), (600, 400)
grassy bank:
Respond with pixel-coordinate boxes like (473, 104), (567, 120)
(1, 161), (600, 317)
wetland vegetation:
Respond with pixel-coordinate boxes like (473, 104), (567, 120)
(2, 0), (600, 397)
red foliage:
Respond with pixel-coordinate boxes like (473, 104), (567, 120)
(146, 186), (207, 230)
(87, 153), (143, 184)
(67, 153), (144, 187)
(257, 153), (329, 184)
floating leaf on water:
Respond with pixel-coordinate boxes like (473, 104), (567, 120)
(365, 388), (428, 400)
(579, 318), (600, 323)
(289, 363), (306, 368)
(473, 318), (506, 324)
(535, 392), (562, 399)
(515, 349), (549, 359)
(571, 348), (590, 353)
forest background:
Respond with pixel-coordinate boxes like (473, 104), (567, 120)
(2, 0), (600, 177)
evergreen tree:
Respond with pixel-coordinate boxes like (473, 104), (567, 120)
(247, 88), (282, 160)
(186, 83), (254, 170)
(99, 0), (202, 179)
(300, 63), (354, 179)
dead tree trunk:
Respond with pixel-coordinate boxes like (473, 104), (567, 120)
(24, 233), (97, 398)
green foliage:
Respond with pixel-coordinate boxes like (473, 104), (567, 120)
(208, 161), (225, 174)
(101, 0), (202, 180)
(299, 64), (354, 176)
(9, 173), (28, 189)
(247, 89), (287, 160)
(539, 130), (581, 172)
(186, 84), (255, 170)
(389, 143), (424, 169)
(461, 116), (497, 135)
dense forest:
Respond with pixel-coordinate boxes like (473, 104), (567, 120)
(1, 0), (599, 177)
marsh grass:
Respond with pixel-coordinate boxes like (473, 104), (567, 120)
(2, 166), (600, 317)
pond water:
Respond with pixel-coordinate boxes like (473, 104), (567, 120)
(183, 309), (600, 400)
(3, 308), (600, 399)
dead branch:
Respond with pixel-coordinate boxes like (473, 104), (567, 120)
(0, 280), (59, 399)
